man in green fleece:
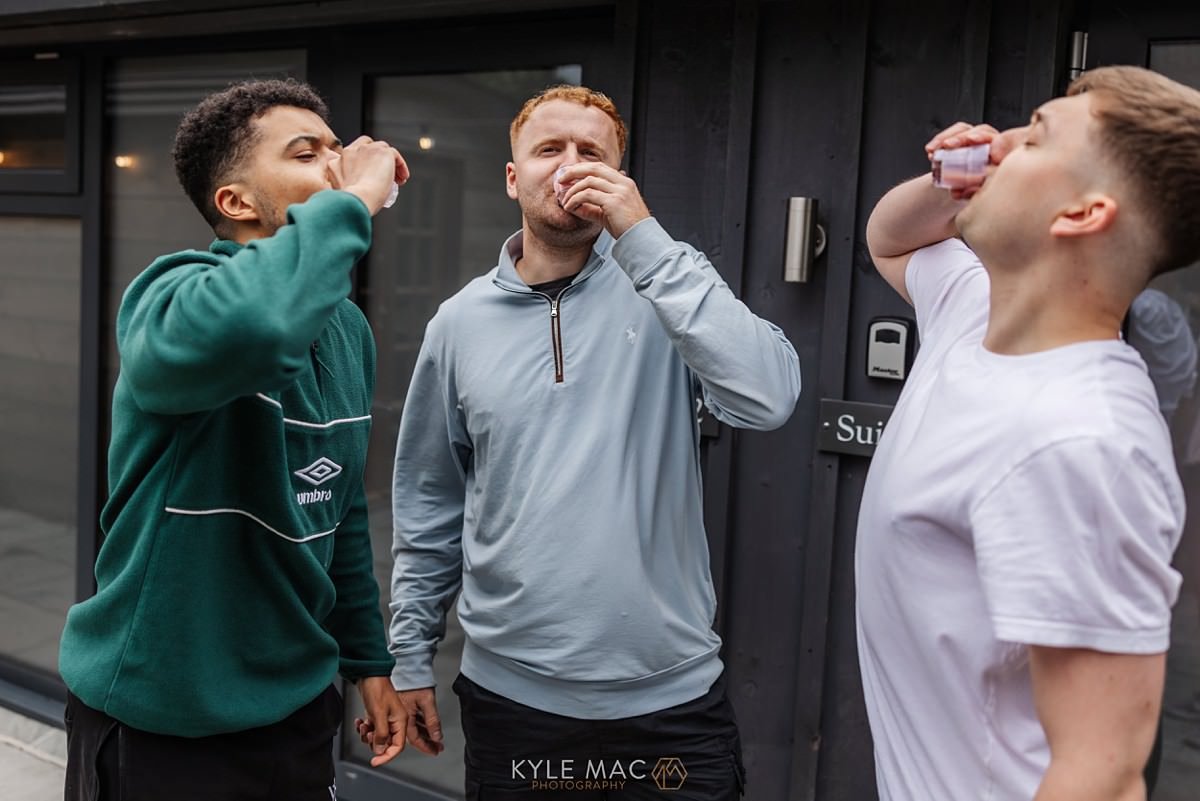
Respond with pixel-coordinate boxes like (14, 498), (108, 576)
(58, 79), (408, 800)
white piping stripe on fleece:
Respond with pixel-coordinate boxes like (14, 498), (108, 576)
(254, 393), (371, 429)
(165, 506), (337, 543)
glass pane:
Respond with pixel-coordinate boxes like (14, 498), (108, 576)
(104, 51), (305, 425)
(1141, 43), (1200, 801)
(0, 60), (68, 170)
(1151, 40), (1200, 89)
(349, 66), (581, 796)
(0, 217), (80, 674)
(1129, 276), (1200, 801)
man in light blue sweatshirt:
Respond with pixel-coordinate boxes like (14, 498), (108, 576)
(367, 85), (800, 799)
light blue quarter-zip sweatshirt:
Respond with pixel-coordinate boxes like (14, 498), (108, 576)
(389, 217), (800, 719)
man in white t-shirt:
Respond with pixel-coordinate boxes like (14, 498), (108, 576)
(856, 66), (1200, 801)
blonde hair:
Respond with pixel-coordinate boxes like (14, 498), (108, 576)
(1068, 66), (1200, 276)
(510, 84), (628, 158)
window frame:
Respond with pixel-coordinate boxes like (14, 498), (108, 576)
(0, 54), (82, 194)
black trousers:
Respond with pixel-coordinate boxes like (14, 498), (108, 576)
(63, 685), (342, 801)
(453, 673), (746, 800)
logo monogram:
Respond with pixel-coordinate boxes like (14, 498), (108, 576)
(293, 457), (343, 486)
(652, 758), (687, 791)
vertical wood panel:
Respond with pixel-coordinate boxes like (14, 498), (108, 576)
(811, 3), (994, 798)
(625, 0), (742, 631)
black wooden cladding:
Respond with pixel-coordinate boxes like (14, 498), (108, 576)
(654, 1), (1071, 798)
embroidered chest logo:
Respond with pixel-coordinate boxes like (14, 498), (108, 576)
(294, 457), (342, 486)
(625, 326), (638, 344)
(294, 457), (342, 506)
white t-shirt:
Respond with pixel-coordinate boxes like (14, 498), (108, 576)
(855, 238), (1185, 801)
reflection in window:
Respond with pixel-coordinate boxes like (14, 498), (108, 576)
(1135, 272), (1200, 801)
(1143, 40), (1200, 784)
(0, 60), (68, 170)
(1141, 52), (1200, 800)
(350, 66), (580, 797)
(0, 217), (80, 674)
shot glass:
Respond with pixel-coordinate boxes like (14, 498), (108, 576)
(554, 165), (578, 206)
(931, 143), (990, 190)
(383, 181), (400, 209)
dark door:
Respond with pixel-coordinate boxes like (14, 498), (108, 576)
(732, 2), (1075, 798)
(1089, 5), (1200, 800)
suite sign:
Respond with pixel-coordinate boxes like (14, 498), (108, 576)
(817, 399), (895, 457)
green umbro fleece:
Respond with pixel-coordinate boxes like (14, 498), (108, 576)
(59, 189), (394, 737)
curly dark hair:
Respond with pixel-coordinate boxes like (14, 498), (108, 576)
(172, 78), (330, 234)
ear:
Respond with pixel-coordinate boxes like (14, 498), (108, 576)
(213, 183), (261, 226)
(1049, 194), (1118, 239)
(505, 162), (518, 201)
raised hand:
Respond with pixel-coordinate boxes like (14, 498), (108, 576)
(557, 163), (651, 239)
(328, 135), (410, 215)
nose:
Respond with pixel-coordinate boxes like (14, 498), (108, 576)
(324, 149), (342, 187)
(560, 142), (582, 164)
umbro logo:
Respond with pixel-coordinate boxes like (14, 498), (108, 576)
(294, 457), (343, 486)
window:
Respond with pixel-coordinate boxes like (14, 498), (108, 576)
(1150, 40), (1200, 87)
(0, 217), (81, 675)
(0, 57), (78, 193)
(1140, 40), (1200, 801)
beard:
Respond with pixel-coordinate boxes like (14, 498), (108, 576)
(254, 192), (286, 237)
(519, 191), (602, 249)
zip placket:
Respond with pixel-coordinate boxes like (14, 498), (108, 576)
(548, 294), (564, 383)
(533, 289), (571, 383)
(496, 272), (592, 384)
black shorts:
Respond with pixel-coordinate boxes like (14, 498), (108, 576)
(63, 685), (342, 801)
(453, 673), (746, 800)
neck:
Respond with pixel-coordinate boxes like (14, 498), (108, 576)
(982, 254), (1127, 355)
(514, 222), (595, 285)
(228, 222), (271, 245)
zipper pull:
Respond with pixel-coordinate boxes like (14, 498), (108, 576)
(311, 341), (319, 354)
(551, 299), (559, 318)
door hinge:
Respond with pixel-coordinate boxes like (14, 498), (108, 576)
(1068, 31), (1089, 81)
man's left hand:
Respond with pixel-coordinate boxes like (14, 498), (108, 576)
(559, 163), (651, 238)
(356, 676), (405, 767)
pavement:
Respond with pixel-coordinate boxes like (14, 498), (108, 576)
(0, 706), (65, 801)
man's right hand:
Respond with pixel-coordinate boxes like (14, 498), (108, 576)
(355, 687), (445, 757)
(864, 120), (1004, 301)
(328, 135), (410, 215)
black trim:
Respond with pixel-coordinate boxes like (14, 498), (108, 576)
(0, 662), (66, 728)
(0, 1), (613, 48)
(335, 755), (458, 801)
(76, 51), (104, 603)
(1087, 1), (1200, 71)
(0, 194), (83, 215)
